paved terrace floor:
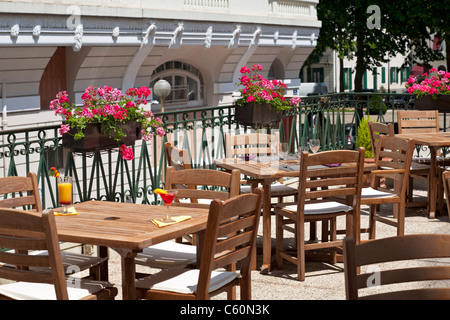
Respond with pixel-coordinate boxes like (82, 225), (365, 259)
(104, 190), (450, 301)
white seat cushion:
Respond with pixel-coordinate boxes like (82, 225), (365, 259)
(135, 241), (197, 267)
(136, 269), (238, 295)
(361, 187), (395, 198)
(282, 201), (353, 215)
(39, 251), (107, 274)
(0, 279), (114, 300)
(1, 250), (107, 275)
(241, 183), (296, 197)
(177, 198), (212, 205)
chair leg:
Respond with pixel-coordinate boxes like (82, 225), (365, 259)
(369, 204), (377, 240)
(239, 273), (251, 300)
(275, 214), (283, 269)
(397, 202), (406, 236)
(330, 218), (337, 264)
(226, 264), (237, 299)
(297, 218), (305, 281)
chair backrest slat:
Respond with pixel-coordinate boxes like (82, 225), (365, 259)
(344, 234), (450, 300)
(373, 136), (414, 186)
(299, 149), (364, 203)
(225, 132), (280, 157)
(0, 208), (69, 299)
(165, 167), (240, 207)
(165, 142), (191, 170)
(0, 173), (42, 212)
(196, 189), (263, 299)
(369, 121), (395, 160)
(397, 110), (440, 134)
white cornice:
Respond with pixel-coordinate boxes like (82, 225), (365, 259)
(0, 15), (319, 48)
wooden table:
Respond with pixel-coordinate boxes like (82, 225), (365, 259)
(396, 131), (450, 219)
(215, 157), (375, 274)
(54, 200), (209, 300)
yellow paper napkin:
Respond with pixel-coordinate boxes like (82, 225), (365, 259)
(151, 215), (191, 228)
(54, 207), (78, 216)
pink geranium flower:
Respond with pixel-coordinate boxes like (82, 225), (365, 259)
(120, 144), (134, 160)
(236, 64), (301, 112)
(49, 85), (166, 160)
(405, 68), (450, 99)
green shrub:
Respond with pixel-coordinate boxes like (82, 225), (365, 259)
(356, 117), (373, 158)
(368, 95), (387, 114)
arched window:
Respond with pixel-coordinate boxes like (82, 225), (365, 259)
(150, 61), (204, 108)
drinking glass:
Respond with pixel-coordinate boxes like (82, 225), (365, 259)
(298, 145), (308, 155)
(57, 176), (73, 214)
(158, 190), (179, 223)
(280, 142), (289, 160)
(308, 139), (321, 154)
(270, 141), (278, 161)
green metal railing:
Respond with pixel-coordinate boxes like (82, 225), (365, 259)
(0, 93), (439, 208)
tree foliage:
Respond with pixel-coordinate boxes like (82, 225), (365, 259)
(307, 0), (448, 92)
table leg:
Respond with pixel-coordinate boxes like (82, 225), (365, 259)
(114, 248), (139, 300)
(428, 148), (437, 219)
(261, 181), (272, 274)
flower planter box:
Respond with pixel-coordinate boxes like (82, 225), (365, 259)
(234, 103), (285, 128)
(62, 121), (142, 153)
(414, 95), (450, 112)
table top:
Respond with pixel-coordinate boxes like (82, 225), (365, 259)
(54, 200), (209, 251)
(215, 157), (302, 179)
(396, 132), (450, 147)
(215, 157), (375, 180)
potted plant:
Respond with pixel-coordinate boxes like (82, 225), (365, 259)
(49, 85), (166, 160)
(234, 64), (302, 128)
(405, 67), (450, 111)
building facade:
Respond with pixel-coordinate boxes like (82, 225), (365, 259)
(306, 38), (447, 95)
(0, 0), (321, 129)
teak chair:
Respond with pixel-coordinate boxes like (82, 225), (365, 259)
(0, 208), (118, 300)
(397, 110), (448, 210)
(360, 136), (414, 239)
(274, 148), (365, 281)
(135, 189), (263, 300)
(0, 173), (107, 280)
(165, 141), (191, 170)
(225, 132), (297, 203)
(368, 121), (430, 208)
(397, 109), (450, 163)
(135, 167), (241, 268)
(343, 234), (450, 300)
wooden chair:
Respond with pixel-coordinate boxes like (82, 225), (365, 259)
(397, 110), (448, 210)
(135, 188), (263, 300)
(369, 121), (430, 208)
(135, 167), (241, 268)
(0, 208), (118, 300)
(0, 173), (108, 280)
(274, 148), (365, 281)
(225, 132), (297, 203)
(165, 141), (191, 170)
(343, 234), (450, 300)
(442, 170), (450, 221)
(360, 136), (414, 239)
(397, 109), (450, 165)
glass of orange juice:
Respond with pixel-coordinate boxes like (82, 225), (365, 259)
(58, 176), (73, 213)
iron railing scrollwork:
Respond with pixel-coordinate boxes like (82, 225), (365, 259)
(1, 93), (447, 208)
